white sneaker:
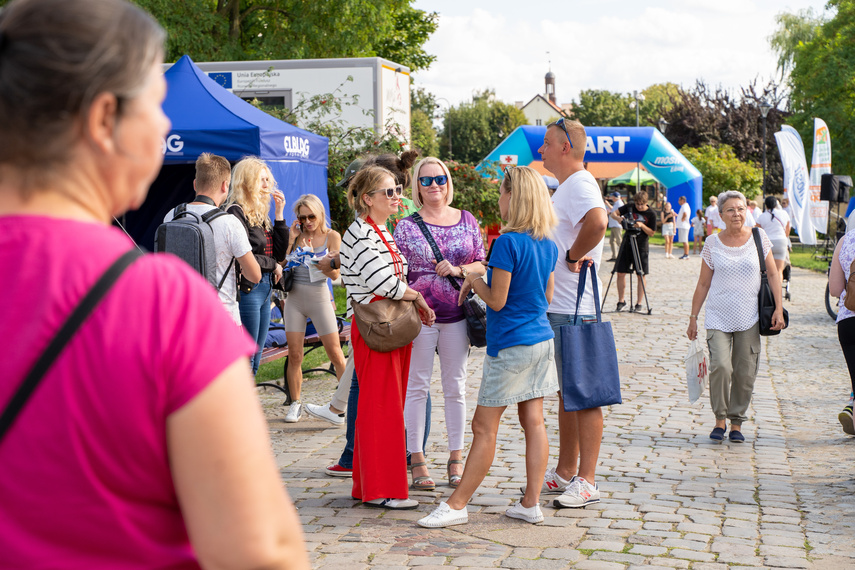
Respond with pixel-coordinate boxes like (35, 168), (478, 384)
(284, 401), (302, 423)
(364, 497), (418, 510)
(520, 467), (571, 495)
(305, 403), (345, 426)
(553, 476), (600, 508)
(505, 500), (544, 523)
(417, 501), (468, 528)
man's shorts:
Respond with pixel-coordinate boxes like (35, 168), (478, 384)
(615, 244), (649, 275)
(678, 228), (690, 243)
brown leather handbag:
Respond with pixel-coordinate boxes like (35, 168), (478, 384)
(351, 298), (421, 352)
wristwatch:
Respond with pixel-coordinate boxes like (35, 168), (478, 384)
(565, 251), (578, 264)
(459, 266), (469, 278)
(329, 258), (338, 270)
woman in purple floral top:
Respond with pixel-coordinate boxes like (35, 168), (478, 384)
(394, 157), (486, 490)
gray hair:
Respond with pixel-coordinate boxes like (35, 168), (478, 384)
(717, 191), (747, 214)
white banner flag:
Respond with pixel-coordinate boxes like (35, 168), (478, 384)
(809, 118), (832, 234)
(775, 125), (816, 245)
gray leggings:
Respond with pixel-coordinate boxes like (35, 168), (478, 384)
(283, 283), (338, 336)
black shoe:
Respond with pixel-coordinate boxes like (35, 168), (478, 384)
(634, 304), (643, 312)
(616, 301), (626, 312)
(606, 257), (617, 262)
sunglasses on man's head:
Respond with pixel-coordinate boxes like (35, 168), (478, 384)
(553, 118), (574, 149)
(418, 175), (448, 187)
(297, 214), (316, 222)
(376, 184), (404, 198)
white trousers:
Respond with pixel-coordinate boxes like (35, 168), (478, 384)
(404, 320), (469, 453)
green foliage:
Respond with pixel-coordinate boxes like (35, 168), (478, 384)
(784, 0), (855, 176)
(679, 144), (762, 203)
(769, 8), (825, 78)
(254, 79), (406, 234)
(440, 90), (527, 164)
(446, 161), (503, 229)
(410, 85), (438, 117)
(410, 109), (439, 157)
(130, 0), (438, 72)
(570, 84), (679, 128)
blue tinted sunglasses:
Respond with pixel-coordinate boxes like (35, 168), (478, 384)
(418, 175), (449, 187)
(553, 118), (574, 149)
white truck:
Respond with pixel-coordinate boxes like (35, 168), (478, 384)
(181, 57), (411, 141)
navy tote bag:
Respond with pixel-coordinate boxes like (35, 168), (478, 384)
(560, 262), (622, 412)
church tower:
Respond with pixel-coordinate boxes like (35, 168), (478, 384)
(545, 70), (556, 104)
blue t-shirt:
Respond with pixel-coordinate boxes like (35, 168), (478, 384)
(486, 232), (559, 357)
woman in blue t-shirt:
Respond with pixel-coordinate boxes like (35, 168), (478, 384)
(418, 165), (559, 529)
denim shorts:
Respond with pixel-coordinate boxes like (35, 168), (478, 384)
(548, 312), (597, 381)
(478, 340), (558, 407)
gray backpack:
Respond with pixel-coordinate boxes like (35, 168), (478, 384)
(154, 204), (233, 290)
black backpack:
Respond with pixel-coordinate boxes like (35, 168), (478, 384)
(154, 203), (233, 290)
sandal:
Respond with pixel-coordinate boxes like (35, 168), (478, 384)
(410, 461), (435, 491)
(447, 459), (464, 488)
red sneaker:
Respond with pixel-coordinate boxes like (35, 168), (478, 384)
(324, 463), (352, 477)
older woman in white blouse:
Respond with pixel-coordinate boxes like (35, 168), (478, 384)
(687, 191), (785, 443)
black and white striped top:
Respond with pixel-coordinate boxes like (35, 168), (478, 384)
(341, 217), (408, 318)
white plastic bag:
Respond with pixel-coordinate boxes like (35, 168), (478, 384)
(685, 339), (708, 403)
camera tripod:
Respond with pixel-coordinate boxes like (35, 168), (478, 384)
(601, 229), (652, 315)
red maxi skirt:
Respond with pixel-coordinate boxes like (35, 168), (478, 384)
(350, 322), (413, 502)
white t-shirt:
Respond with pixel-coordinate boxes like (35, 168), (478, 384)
(164, 204), (252, 325)
(691, 215), (704, 233)
(677, 202), (692, 230)
(756, 209), (790, 241)
(607, 199), (624, 228)
(705, 204), (723, 229)
(549, 170), (606, 316)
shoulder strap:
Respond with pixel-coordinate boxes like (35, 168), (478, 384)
(411, 212), (462, 291)
(752, 227), (767, 275)
(0, 249), (144, 446)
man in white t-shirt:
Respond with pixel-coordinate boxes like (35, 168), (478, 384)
(676, 196), (692, 259)
(705, 196), (722, 237)
(605, 191), (624, 261)
(163, 153), (261, 325)
(537, 119), (608, 509)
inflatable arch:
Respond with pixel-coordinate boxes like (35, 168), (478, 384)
(482, 126), (703, 237)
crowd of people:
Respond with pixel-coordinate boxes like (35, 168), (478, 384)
(3, 0), (850, 566)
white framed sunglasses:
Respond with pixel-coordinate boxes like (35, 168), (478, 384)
(375, 184), (404, 198)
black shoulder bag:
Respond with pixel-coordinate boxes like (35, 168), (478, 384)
(0, 249), (143, 446)
(752, 227), (789, 336)
(411, 213), (487, 347)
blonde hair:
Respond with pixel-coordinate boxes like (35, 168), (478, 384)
(411, 157), (454, 208)
(548, 119), (587, 160)
(227, 156), (274, 229)
(292, 194), (329, 232)
(500, 166), (557, 240)
(347, 165), (396, 217)
(195, 153), (231, 193)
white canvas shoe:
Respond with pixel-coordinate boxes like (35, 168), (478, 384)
(305, 403), (345, 426)
(284, 401), (302, 423)
(505, 500), (544, 523)
(417, 502), (468, 528)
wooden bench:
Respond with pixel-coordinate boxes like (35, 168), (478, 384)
(256, 321), (350, 404)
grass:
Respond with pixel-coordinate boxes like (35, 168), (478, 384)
(256, 285), (348, 383)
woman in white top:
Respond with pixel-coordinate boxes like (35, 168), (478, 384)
(687, 191), (785, 443)
(340, 165), (436, 510)
(755, 196), (791, 283)
(281, 194), (346, 423)
(829, 231), (855, 435)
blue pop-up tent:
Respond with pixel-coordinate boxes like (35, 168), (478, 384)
(481, 126), (703, 238)
(123, 55), (329, 250)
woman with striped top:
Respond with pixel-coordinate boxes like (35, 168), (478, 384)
(340, 165), (436, 510)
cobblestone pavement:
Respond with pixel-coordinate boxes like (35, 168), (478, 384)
(261, 245), (855, 569)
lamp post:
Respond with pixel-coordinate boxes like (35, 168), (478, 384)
(658, 117), (668, 135)
(759, 99), (773, 200)
(630, 90), (646, 190)
(436, 97), (453, 160)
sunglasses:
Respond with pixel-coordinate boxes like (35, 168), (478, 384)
(553, 118), (574, 149)
(504, 166), (514, 187)
(375, 184), (404, 198)
(297, 214), (316, 222)
(418, 175), (448, 187)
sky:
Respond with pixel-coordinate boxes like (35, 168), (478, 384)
(410, 0), (832, 108)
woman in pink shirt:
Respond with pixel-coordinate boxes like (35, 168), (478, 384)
(0, 0), (308, 568)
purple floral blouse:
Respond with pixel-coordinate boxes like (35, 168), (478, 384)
(394, 210), (486, 323)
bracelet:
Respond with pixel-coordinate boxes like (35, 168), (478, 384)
(689, 314), (698, 319)
(565, 251), (578, 264)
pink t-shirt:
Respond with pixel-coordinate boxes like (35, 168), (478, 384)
(0, 216), (256, 568)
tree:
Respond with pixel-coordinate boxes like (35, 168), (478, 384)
(569, 84), (679, 128)
(769, 8), (826, 79)
(680, 144), (762, 204)
(660, 80), (787, 191)
(125, 0), (438, 72)
(440, 90), (527, 164)
(779, 1), (855, 176)
(410, 109), (439, 157)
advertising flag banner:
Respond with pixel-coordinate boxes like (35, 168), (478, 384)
(809, 118), (832, 234)
(775, 125), (816, 245)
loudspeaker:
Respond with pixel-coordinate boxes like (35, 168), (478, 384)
(820, 173), (838, 201)
(820, 174), (852, 202)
